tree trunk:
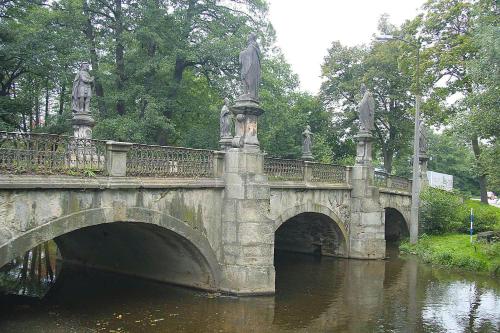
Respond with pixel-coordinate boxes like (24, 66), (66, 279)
(115, 0), (126, 116)
(83, 1), (106, 116)
(45, 81), (49, 125)
(383, 147), (394, 174)
(59, 83), (65, 115)
(471, 135), (488, 204)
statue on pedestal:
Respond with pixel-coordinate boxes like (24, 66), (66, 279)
(302, 125), (313, 160)
(358, 84), (375, 133)
(239, 33), (261, 101)
(71, 62), (94, 114)
(220, 98), (232, 139)
(219, 98), (233, 150)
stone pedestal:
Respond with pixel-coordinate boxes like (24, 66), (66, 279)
(230, 98), (264, 151)
(349, 131), (385, 259)
(219, 137), (233, 151)
(106, 141), (132, 176)
(301, 152), (313, 161)
(72, 112), (95, 139)
(355, 131), (373, 165)
(419, 153), (429, 188)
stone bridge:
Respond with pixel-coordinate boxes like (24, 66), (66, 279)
(0, 132), (413, 295)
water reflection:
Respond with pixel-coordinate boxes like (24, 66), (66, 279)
(0, 250), (498, 332)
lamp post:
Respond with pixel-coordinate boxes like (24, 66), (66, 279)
(376, 34), (421, 244)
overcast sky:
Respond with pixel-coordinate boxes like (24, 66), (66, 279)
(268, 0), (426, 94)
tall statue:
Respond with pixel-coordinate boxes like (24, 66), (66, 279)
(358, 84), (375, 132)
(302, 125), (313, 160)
(239, 33), (261, 100)
(72, 62), (94, 114)
(220, 98), (232, 139)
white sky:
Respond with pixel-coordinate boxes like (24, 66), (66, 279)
(268, 0), (426, 94)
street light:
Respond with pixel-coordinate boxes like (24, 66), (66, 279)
(375, 34), (421, 244)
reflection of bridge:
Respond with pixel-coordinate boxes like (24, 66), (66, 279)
(0, 132), (412, 295)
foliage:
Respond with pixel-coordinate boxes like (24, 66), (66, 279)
(400, 233), (500, 275)
(420, 187), (463, 234)
(458, 200), (500, 233)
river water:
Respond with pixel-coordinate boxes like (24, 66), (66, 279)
(0, 247), (499, 332)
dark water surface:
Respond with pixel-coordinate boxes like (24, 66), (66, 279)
(1, 248), (499, 333)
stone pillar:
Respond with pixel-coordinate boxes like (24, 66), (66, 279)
(220, 98), (275, 295)
(349, 131), (385, 259)
(106, 141), (132, 176)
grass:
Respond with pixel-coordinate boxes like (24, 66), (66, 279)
(400, 233), (500, 276)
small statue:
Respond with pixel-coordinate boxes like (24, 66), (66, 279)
(358, 84), (375, 132)
(302, 125), (313, 160)
(239, 33), (261, 100)
(220, 98), (232, 139)
(71, 62), (94, 114)
(419, 120), (427, 155)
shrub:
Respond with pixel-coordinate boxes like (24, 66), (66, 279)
(457, 200), (500, 233)
(420, 187), (463, 234)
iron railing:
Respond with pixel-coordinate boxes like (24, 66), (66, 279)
(0, 131), (106, 175)
(126, 144), (215, 178)
(310, 162), (346, 183)
(264, 157), (305, 181)
(374, 171), (411, 192)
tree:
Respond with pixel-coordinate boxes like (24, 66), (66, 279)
(417, 0), (499, 203)
(320, 31), (415, 174)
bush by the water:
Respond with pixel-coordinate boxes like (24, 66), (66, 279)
(420, 187), (500, 234)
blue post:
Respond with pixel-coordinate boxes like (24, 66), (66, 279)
(470, 208), (474, 244)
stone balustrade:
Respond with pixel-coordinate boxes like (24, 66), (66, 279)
(374, 170), (412, 192)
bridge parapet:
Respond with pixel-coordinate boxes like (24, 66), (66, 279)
(374, 170), (412, 193)
(264, 157), (349, 184)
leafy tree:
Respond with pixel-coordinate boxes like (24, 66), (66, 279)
(320, 30), (415, 174)
(417, 0), (499, 202)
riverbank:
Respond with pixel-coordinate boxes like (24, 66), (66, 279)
(400, 234), (500, 275)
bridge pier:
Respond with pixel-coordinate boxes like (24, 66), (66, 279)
(220, 148), (275, 295)
(349, 132), (385, 259)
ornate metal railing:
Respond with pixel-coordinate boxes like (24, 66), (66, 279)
(0, 131), (106, 175)
(374, 171), (388, 187)
(126, 144), (215, 178)
(310, 162), (346, 183)
(264, 157), (304, 181)
(374, 171), (411, 192)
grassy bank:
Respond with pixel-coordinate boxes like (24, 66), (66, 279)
(400, 234), (500, 275)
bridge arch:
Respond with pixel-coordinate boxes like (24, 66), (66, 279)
(273, 203), (348, 257)
(383, 206), (410, 242)
(0, 207), (222, 291)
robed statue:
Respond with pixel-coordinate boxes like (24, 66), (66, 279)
(302, 125), (313, 160)
(220, 98), (232, 139)
(239, 33), (261, 100)
(72, 62), (94, 114)
(358, 84), (375, 132)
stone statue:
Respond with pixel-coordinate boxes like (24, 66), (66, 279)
(71, 62), (94, 114)
(358, 84), (375, 132)
(220, 98), (232, 139)
(302, 125), (313, 160)
(239, 33), (261, 100)
(419, 120), (427, 155)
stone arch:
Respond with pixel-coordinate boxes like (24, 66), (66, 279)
(0, 207), (221, 290)
(274, 203), (348, 257)
(384, 206), (410, 242)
